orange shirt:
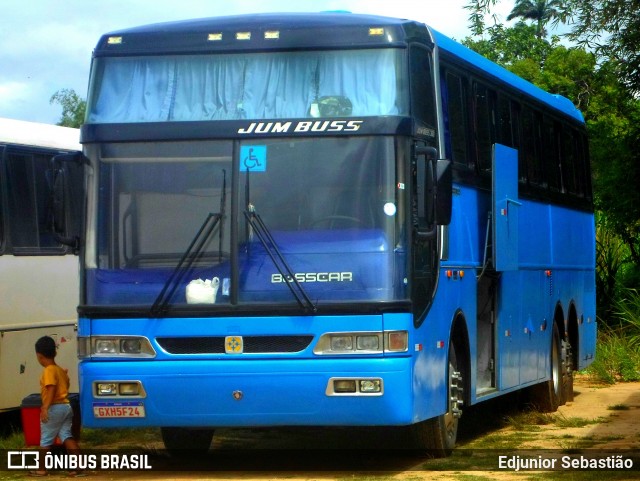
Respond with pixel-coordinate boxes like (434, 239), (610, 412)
(40, 364), (70, 405)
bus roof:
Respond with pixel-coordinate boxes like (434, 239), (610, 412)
(94, 12), (430, 54)
(94, 12), (583, 124)
(0, 117), (80, 151)
(429, 29), (584, 124)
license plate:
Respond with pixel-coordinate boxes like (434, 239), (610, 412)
(93, 401), (145, 418)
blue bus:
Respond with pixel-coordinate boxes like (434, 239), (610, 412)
(77, 12), (596, 455)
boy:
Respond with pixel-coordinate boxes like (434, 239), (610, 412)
(31, 336), (84, 477)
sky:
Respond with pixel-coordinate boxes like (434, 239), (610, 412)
(0, 0), (514, 125)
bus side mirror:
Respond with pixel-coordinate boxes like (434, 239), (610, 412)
(415, 146), (452, 239)
(50, 152), (86, 253)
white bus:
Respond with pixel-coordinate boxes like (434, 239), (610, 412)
(0, 118), (82, 411)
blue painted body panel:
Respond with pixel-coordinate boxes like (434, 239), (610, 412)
(443, 178), (596, 401)
(79, 312), (451, 427)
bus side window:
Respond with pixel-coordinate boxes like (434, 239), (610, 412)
(497, 95), (513, 148)
(561, 127), (578, 195)
(522, 108), (543, 187)
(444, 71), (469, 167)
(509, 101), (525, 183)
(577, 132), (592, 200)
(410, 46), (436, 130)
(542, 117), (561, 192)
(472, 81), (496, 174)
(5, 151), (62, 253)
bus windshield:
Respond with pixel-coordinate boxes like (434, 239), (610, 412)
(86, 49), (408, 123)
(85, 136), (407, 308)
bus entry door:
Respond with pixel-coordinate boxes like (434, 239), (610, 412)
(492, 143), (523, 390)
(492, 143), (520, 272)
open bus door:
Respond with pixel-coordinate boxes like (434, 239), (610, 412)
(476, 144), (521, 396)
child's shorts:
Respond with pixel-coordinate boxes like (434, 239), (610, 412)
(40, 403), (74, 447)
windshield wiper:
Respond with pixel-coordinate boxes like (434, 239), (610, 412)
(151, 171), (227, 317)
(243, 170), (316, 313)
(244, 207), (316, 313)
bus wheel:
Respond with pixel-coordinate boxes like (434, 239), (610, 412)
(161, 427), (214, 455)
(562, 339), (574, 403)
(410, 343), (464, 457)
(531, 323), (563, 412)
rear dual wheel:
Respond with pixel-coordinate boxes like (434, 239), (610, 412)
(531, 323), (573, 411)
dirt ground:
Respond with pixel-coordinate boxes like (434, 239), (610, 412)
(5, 376), (639, 481)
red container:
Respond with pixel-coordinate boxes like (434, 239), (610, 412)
(21, 393), (80, 447)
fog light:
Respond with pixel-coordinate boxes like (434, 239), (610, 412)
(96, 383), (117, 396)
(330, 335), (353, 352)
(333, 379), (357, 393)
(359, 379), (382, 393)
(118, 382), (140, 396)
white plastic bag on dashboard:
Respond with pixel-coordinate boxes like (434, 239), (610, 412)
(186, 277), (220, 304)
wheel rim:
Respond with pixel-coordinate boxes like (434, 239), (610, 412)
(444, 346), (463, 443)
(552, 329), (561, 398)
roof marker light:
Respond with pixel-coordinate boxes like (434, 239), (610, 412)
(107, 36), (122, 45)
(369, 27), (384, 36)
(236, 32), (251, 40)
(208, 33), (223, 41)
(264, 31), (280, 39)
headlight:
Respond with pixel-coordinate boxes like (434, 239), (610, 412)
(95, 339), (118, 354)
(78, 336), (156, 359)
(314, 331), (408, 355)
(330, 335), (354, 351)
(356, 335), (380, 351)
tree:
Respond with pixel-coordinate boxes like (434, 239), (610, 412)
(49, 89), (86, 128)
(463, 19), (640, 314)
(463, 22), (556, 67)
(506, 0), (564, 38)
(563, 0), (640, 94)
(466, 0), (640, 94)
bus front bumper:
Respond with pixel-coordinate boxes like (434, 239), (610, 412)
(79, 357), (415, 428)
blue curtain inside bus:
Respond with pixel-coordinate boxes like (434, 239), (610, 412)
(87, 49), (408, 123)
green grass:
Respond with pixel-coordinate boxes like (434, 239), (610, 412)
(607, 403), (631, 410)
(532, 471), (638, 481)
(587, 289), (640, 383)
(0, 430), (26, 450)
(504, 411), (555, 431)
(81, 427), (161, 449)
(552, 414), (604, 429)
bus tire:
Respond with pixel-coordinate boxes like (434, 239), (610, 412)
(530, 323), (563, 412)
(410, 342), (464, 457)
(161, 427), (214, 455)
(562, 338), (574, 403)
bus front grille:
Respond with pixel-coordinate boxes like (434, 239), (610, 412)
(156, 335), (314, 354)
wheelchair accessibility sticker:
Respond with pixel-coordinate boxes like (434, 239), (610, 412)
(240, 145), (267, 172)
